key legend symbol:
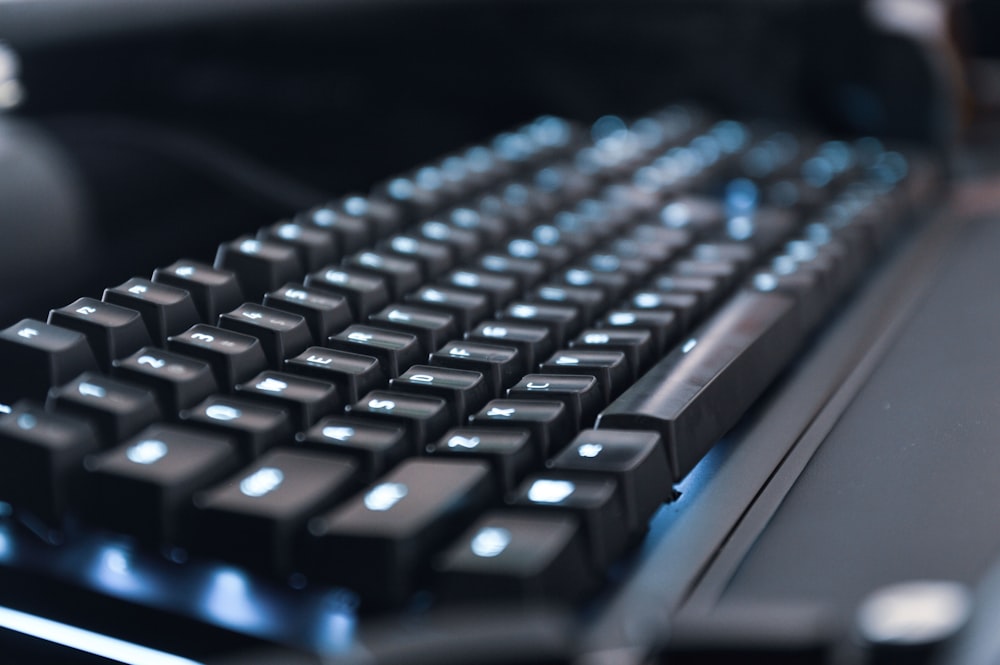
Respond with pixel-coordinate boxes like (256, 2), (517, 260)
(256, 377), (289, 393)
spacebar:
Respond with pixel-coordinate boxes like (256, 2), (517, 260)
(596, 289), (801, 482)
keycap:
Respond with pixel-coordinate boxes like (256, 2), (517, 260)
(548, 429), (671, 535)
(298, 205), (372, 254)
(337, 194), (405, 239)
(304, 267), (390, 321)
(434, 510), (594, 603)
(468, 321), (554, 371)
(505, 237), (572, 271)
(404, 286), (491, 333)
(349, 390), (451, 448)
(235, 371), (341, 430)
(391, 365), (491, 425)
(441, 269), (519, 310)
(597, 290), (801, 481)
(297, 415), (410, 482)
(80, 424), (239, 544)
(112, 347), (218, 414)
(649, 274), (725, 312)
(529, 284), (607, 323)
(477, 253), (546, 289)
(557, 266), (630, 302)
(152, 260), (244, 323)
(539, 349), (631, 401)
(499, 302), (581, 348)
(368, 305), (458, 355)
(263, 284), (353, 343)
(214, 236), (303, 300)
(193, 449), (357, 574)
(303, 458), (495, 606)
(0, 319), (99, 404)
(47, 298), (152, 371)
(671, 259), (739, 290)
(167, 324), (269, 391)
(47, 373), (162, 445)
(571, 328), (655, 380)
(180, 395), (292, 459)
(102, 278), (201, 346)
(284, 347), (386, 404)
(429, 341), (524, 396)
(343, 251), (423, 301)
(508, 474), (628, 569)
(600, 309), (679, 357)
(629, 291), (700, 332)
(326, 325), (423, 379)
(425, 428), (535, 493)
(0, 402), (99, 523)
(446, 206), (509, 246)
(415, 220), (482, 261)
(384, 235), (454, 278)
(257, 221), (339, 272)
(469, 399), (575, 459)
(507, 374), (604, 427)
(218, 303), (314, 369)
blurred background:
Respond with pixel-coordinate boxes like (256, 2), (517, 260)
(0, 0), (990, 326)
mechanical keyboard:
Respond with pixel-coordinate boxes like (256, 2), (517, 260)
(0, 105), (939, 664)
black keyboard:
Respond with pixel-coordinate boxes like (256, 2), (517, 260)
(0, 106), (936, 663)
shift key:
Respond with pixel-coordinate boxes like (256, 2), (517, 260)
(597, 290), (800, 482)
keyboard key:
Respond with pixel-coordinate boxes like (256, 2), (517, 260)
(263, 284), (353, 343)
(284, 347), (386, 404)
(180, 395), (292, 459)
(298, 416), (410, 482)
(468, 320), (554, 371)
(214, 236), (303, 300)
(152, 260), (244, 323)
(298, 205), (371, 254)
(508, 473), (627, 569)
(368, 305), (458, 355)
(415, 220), (482, 261)
(0, 319), (98, 404)
(305, 267), (390, 321)
(446, 206), (509, 246)
(218, 303), (313, 368)
(193, 449), (357, 574)
(557, 266), (629, 302)
(539, 349), (631, 401)
(469, 399), (575, 459)
(441, 269), (519, 310)
(499, 302), (581, 348)
(571, 328), (655, 380)
(167, 324), (268, 391)
(629, 291), (700, 332)
(384, 235), (454, 278)
(404, 286), (491, 333)
(0, 402), (99, 523)
(102, 278), (201, 346)
(47, 298), (152, 372)
(235, 371), (341, 430)
(343, 251), (423, 301)
(391, 365), (491, 425)
(349, 390), (451, 448)
(429, 341), (524, 397)
(434, 510), (594, 603)
(600, 309), (679, 357)
(425, 428), (535, 492)
(477, 253), (546, 289)
(47, 372), (162, 445)
(326, 325), (423, 379)
(532, 284), (608, 324)
(549, 429), (670, 535)
(81, 424), (239, 544)
(507, 374), (604, 427)
(257, 222), (339, 272)
(304, 458), (494, 606)
(337, 195), (405, 239)
(112, 347), (218, 414)
(597, 290), (800, 481)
